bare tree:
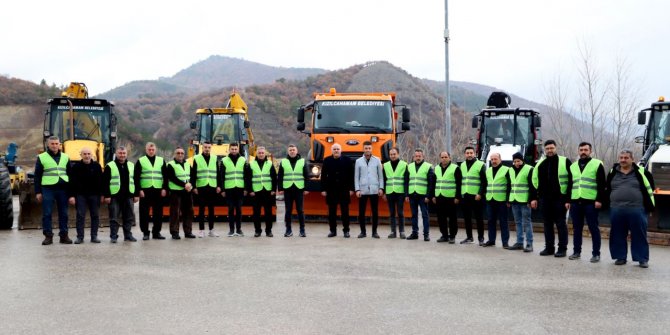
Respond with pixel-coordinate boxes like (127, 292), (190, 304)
(542, 71), (579, 154)
(575, 41), (610, 159)
(607, 55), (640, 167)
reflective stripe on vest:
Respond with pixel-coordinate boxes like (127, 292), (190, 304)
(532, 156), (569, 194)
(139, 156), (164, 189)
(250, 159), (273, 192)
(194, 154), (217, 188)
(640, 167), (655, 207)
(108, 161), (135, 195)
(509, 164), (532, 203)
(570, 158), (603, 200)
(39, 152), (69, 185)
(281, 158), (305, 189)
(460, 160), (484, 196)
(408, 162), (430, 195)
(486, 165), (510, 202)
(383, 160), (407, 194)
(222, 156), (245, 189)
(168, 161), (190, 191)
(434, 163), (457, 198)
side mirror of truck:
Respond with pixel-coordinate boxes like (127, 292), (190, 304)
(401, 122), (410, 131)
(402, 107), (410, 123)
(635, 136), (644, 144)
(638, 111), (646, 125)
(297, 122), (305, 131)
(189, 121), (197, 129)
(534, 115), (542, 127)
(297, 107), (305, 123)
(244, 120), (250, 129)
(471, 116), (478, 128)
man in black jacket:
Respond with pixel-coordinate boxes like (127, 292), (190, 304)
(531, 140), (572, 257)
(320, 143), (354, 238)
(68, 147), (103, 244)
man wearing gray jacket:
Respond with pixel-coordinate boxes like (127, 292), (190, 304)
(355, 141), (384, 238)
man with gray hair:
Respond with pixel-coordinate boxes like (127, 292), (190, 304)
(482, 152), (511, 248)
(606, 150), (655, 268)
(68, 147), (103, 244)
(321, 143), (354, 238)
(35, 136), (72, 245)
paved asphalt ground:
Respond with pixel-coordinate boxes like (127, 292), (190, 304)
(2, 197), (670, 334)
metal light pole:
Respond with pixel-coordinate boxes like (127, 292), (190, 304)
(444, 0), (452, 152)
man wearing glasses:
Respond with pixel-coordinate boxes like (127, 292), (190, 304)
(166, 147), (195, 239)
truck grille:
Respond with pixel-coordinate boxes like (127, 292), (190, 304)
(651, 162), (670, 190)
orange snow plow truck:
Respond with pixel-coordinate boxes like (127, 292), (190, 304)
(296, 88), (411, 218)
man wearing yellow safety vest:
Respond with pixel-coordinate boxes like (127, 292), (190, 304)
(166, 147), (195, 239)
(35, 136), (73, 245)
(220, 142), (247, 237)
(459, 146), (487, 245)
(431, 151), (462, 244)
(103, 146), (139, 243)
(482, 153), (512, 248)
(191, 141), (221, 238)
(567, 142), (606, 263)
(134, 142), (167, 240)
(605, 150), (655, 268)
(405, 149), (435, 241)
(507, 152), (536, 252)
(244, 146), (277, 237)
(383, 147), (409, 239)
(531, 140), (572, 257)
(277, 144), (309, 237)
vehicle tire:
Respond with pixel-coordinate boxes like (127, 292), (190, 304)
(0, 162), (14, 229)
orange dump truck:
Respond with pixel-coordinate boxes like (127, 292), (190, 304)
(296, 88), (411, 218)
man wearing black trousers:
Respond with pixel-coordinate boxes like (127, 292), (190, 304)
(135, 142), (167, 240)
(220, 142), (247, 237)
(432, 151), (462, 244)
(68, 147), (103, 244)
(192, 141), (221, 238)
(245, 146), (277, 237)
(531, 140), (572, 257)
(321, 143), (354, 238)
(277, 144), (309, 237)
(459, 146), (487, 245)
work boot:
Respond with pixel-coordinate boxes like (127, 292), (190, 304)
(59, 234), (73, 244)
(539, 248), (555, 256)
(42, 235), (53, 246)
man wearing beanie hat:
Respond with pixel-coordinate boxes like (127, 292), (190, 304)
(508, 152), (536, 252)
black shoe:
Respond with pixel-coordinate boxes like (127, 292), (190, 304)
(478, 238), (485, 246)
(448, 237), (456, 244)
(437, 236), (449, 243)
(406, 233), (419, 240)
(110, 238), (118, 243)
(523, 245), (533, 253)
(569, 253), (581, 260)
(482, 241), (495, 247)
(153, 234), (166, 240)
(460, 237), (474, 244)
(266, 232), (274, 237)
(614, 259), (627, 265)
(639, 261), (649, 268)
(554, 251), (566, 258)
(184, 233), (196, 238)
(254, 232), (262, 237)
(343, 232), (350, 238)
(388, 232), (397, 239)
(399, 232), (406, 239)
(90, 237), (101, 243)
(124, 236), (137, 242)
(539, 248), (555, 256)
(502, 243), (510, 249)
(423, 236), (430, 242)
(143, 234), (150, 241)
(172, 234), (181, 240)
(284, 231), (293, 237)
(590, 255), (600, 263)
(74, 238), (84, 244)
(328, 232), (336, 238)
(372, 233), (380, 239)
(299, 232), (306, 237)
(508, 243), (524, 250)
(358, 233), (367, 238)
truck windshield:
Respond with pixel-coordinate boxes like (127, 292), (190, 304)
(481, 114), (532, 147)
(313, 100), (392, 133)
(650, 110), (670, 144)
(49, 104), (110, 144)
(199, 114), (241, 144)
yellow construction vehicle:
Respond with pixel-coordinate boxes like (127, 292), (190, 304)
(18, 82), (117, 229)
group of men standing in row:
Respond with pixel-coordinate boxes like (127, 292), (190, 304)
(36, 136), (654, 267)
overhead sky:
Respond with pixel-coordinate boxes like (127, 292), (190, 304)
(2, 0), (668, 105)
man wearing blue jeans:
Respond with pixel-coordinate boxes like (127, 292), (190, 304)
(508, 152), (535, 252)
(567, 142), (606, 263)
(35, 136), (72, 245)
(606, 150), (655, 268)
(405, 149), (434, 241)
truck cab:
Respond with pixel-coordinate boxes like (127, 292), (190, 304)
(638, 97), (670, 192)
(472, 107), (542, 166)
(297, 88), (410, 190)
